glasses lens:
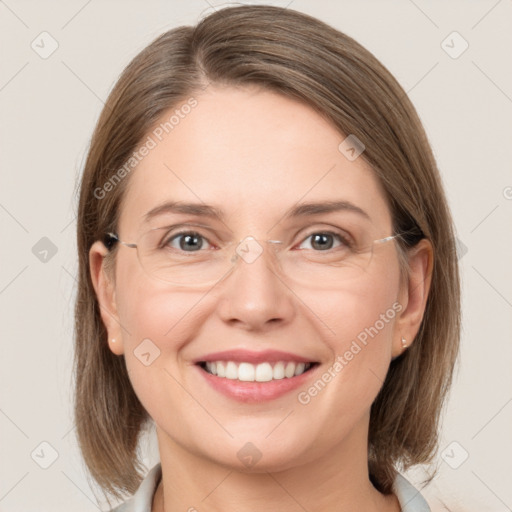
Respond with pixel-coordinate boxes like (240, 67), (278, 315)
(273, 233), (393, 288)
(135, 226), (395, 288)
(136, 226), (234, 287)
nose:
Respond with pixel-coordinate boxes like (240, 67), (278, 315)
(215, 238), (296, 331)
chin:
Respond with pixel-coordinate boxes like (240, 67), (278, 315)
(193, 433), (317, 475)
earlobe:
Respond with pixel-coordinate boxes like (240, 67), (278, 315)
(89, 241), (125, 355)
(392, 238), (434, 358)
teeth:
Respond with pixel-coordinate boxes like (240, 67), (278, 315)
(273, 362), (285, 380)
(216, 361), (226, 377)
(226, 361), (238, 379)
(203, 361), (312, 381)
(238, 362), (255, 382)
(294, 363), (306, 376)
(255, 362), (273, 382)
(284, 362), (295, 378)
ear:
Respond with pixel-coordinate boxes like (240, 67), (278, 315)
(392, 238), (434, 358)
(89, 240), (125, 356)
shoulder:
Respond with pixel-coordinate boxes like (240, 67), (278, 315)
(109, 463), (162, 512)
(393, 472), (431, 512)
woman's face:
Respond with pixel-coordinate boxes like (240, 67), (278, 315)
(92, 84), (426, 472)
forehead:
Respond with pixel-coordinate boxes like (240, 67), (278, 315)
(118, 85), (392, 234)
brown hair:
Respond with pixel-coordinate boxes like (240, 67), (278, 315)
(73, 4), (461, 503)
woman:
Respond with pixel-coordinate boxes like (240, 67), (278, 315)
(74, 5), (460, 511)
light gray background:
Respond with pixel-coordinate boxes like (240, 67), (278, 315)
(1, 1), (511, 511)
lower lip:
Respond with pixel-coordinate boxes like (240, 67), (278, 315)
(196, 364), (318, 403)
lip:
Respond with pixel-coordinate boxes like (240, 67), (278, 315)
(193, 349), (320, 403)
(194, 349), (315, 365)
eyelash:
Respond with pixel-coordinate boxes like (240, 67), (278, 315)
(160, 228), (353, 252)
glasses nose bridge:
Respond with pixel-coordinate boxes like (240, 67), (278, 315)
(229, 236), (284, 271)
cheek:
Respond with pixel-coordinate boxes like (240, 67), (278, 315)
(118, 282), (182, 342)
(297, 264), (401, 409)
(303, 261), (400, 351)
(342, 265), (402, 371)
(113, 258), (205, 403)
(114, 252), (202, 345)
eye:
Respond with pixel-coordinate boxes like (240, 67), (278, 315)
(297, 231), (352, 251)
(162, 230), (214, 252)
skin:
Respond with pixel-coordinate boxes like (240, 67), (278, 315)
(90, 84), (433, 512)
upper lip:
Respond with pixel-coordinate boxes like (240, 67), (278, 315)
(194, 349), (317, 365)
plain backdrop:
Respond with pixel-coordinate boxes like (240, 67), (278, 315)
(1, 1), (511, 511)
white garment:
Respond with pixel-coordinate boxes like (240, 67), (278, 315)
(111, 462), (431, 512)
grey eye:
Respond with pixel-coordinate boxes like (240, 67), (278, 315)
(165, 231), (211, 252)
(298, 232), (349, 251)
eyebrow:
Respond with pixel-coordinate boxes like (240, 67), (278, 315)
(143, 199), (371, 223)
(283, 200), (371, 221)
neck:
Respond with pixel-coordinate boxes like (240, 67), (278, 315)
(151, 415), (400, 512)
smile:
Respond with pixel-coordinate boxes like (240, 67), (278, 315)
(194, 349), (320, 402)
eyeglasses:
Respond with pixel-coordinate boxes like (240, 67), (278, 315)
(104, 223), (405, 289)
